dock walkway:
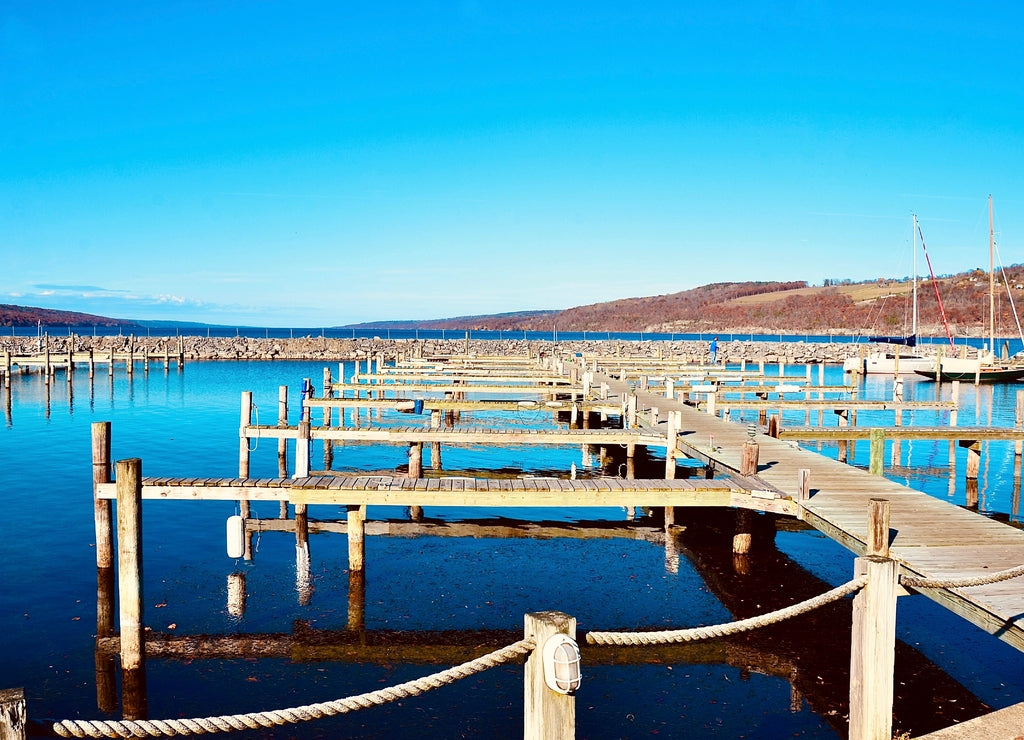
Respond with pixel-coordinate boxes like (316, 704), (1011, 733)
(600, 371), (1024, 653)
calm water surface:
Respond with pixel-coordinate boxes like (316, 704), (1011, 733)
(2, 360), (1023, 738)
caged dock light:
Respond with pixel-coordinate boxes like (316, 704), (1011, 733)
(542, 634), (582, 694)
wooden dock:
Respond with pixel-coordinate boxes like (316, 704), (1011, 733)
(599, 370), (1024, 653)
(61, 351), (1024, 740)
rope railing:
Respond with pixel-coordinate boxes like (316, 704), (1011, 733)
(901, 562), (1024, 590)
(50, 637), (535, 738)
(586, 575), (867, 646)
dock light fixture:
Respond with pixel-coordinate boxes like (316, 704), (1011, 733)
(747, 423), (757, 439)
(542, 634), (582, 694)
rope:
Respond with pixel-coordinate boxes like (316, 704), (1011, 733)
(246, 403), (260, 453)
(901, 562), (1024, 590)
(51, 638), (535, 738)
(586, 576), (866, 646)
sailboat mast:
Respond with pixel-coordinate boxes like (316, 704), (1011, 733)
(990, 194), (995, 354)
(912, 214), (918, 337)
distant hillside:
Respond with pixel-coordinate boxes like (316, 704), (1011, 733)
(348, 268), (1024, 336)
(10, 265), (1024, 335)
(351, 310), (559, 330)
(0, 304), (144, 329)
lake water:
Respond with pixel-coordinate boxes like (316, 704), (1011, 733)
(2, 359), (1023, 738)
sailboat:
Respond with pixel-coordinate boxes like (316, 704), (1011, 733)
(843, 215), (937, 375)
(914, 196), (1024, 383)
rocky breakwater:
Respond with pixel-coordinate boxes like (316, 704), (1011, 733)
(1, 334), (861, 365)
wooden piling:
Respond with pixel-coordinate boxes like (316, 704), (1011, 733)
(848, 552), (898, 740)
(868, 429), (885, 476)
(348, 505), (366, 572)
(837, 408), (850, 463)
(296, 419), (311, 477)
(430, 416), (443, 470)
(740, 440), (759, 476)
(323, 368), (334, 470)
(524, 612), (576, 740)
(664, 411), (678, 479)
(733, 508), (754, 555)
(238, 392), (253, 559)
(1017, 390), (1024, 458)
(797, 468), (811, 503)
(115, 458), (145, 673)
(409, 442), (424, 479)
(867, 498), (890, 558)
(0, 687), (27, 740)
(91, 422), (113, 571)
(961, 439), (982, 481)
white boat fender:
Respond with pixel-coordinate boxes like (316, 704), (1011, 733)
(227, 514), (245, 559)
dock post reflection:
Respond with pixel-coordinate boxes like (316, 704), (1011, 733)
(296, 505), (312, 606)
(227, 572), (247, 618)
(348, 568), (366, 632)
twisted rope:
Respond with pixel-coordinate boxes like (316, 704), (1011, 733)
(586, 576), (867, 646)
(901, 562), (1024, 590)
(51, 638), (535, 738)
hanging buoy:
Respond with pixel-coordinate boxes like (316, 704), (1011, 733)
(226, 514), (245, 558)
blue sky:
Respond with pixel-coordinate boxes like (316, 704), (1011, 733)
(3, 2), (1023, 326)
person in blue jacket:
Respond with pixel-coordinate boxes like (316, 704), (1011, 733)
(710, 336), (718, 365)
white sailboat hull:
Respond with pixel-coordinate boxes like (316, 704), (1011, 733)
(842, 352), (935, 375)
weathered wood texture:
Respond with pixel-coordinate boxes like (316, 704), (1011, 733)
(597, 371), (1024, 653)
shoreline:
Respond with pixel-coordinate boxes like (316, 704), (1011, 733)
(0, 334), (979, 365)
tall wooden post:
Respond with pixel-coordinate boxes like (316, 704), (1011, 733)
(92, 420), (116, 709)
(867, 498), (890, 558)
(409, 441), (423, 479)
(837, 408), (850, 463)
(348, 505), (366, 572)
(741, 440), (759, 476)
(849, 500), (898, 740)
(1016, 390), (1024, 458)
(116, 458), (145, 674)
(92, 423), (114, 573)
(962, 439), (982, 480)
(322, 367), (334, 471)
(238, 392), (253, 560)
(430, 409), (443, 470)
(296, 419), (311, 478)
(797, 468), (811, 505)
(277, 385), (290, 517)
(239, 391), (252, 477)
(664, 411), (678, 479)
(524, 612), (576, 740)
